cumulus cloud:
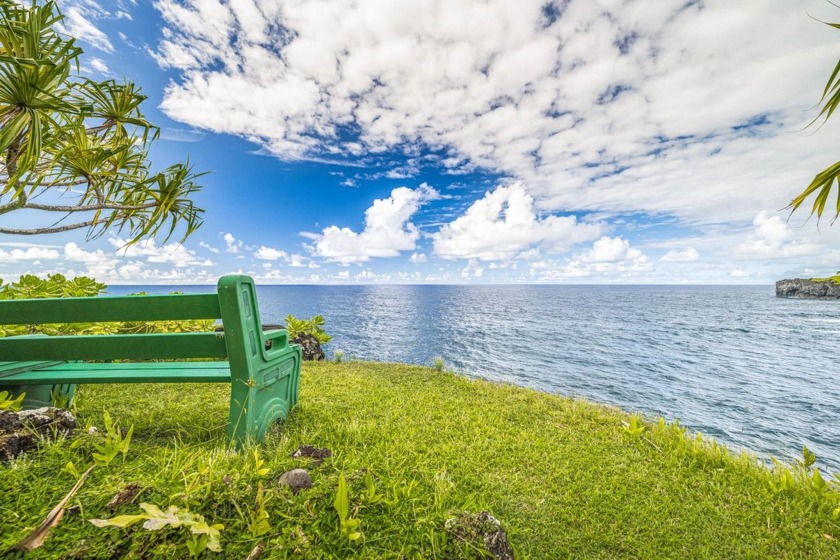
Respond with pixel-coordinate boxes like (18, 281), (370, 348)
(254, 246), (289, 261)
(410, 252), (427, 264)
(108, 238), (213, 267)
(661, 247), (700, 262)
(151, 0), (840, 226)
(199, 241), (220, 254)
(0, 246), (61, 262)
(433, 182), (603, 260)
(737, 211), (822, 259)
(64, 242), (119, 277)
(62, 6), (114, 53)
(530, 236), (652, 280)
(303, 184), (439, 264)
(223, 232), (243, 253)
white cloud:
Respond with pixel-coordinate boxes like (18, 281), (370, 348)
(151, 0), (840, 228)
(108, 238), (213, 268)
(410, 252), (427, 264)
(461, 259), (484, 278)
(737, 211), (821, 259)
(661, 247), (700, 262)
(199, 241), (220, 254)
(64, 242), (119, 277)
(89, 57), (110, 74)
(433, 182), (603, 260)
(304, 184), (439, 264)
(62, 6), (114, 53)
(254, 246), (289, 261)
(222, 232), (243, 253)
(0, 246), (61, 262)
(530, 236), (652, 280)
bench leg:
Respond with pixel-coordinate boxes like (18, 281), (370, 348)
(227, 347), (301, 448)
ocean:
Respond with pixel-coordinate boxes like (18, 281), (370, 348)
(107, 284), (840, 472)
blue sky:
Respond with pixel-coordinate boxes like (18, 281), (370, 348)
(3, 0), (840, 284)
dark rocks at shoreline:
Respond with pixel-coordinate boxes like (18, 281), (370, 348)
(0, 407), (77, 462)
(776, 279), (840, 299)
(291, 333), (325, 361)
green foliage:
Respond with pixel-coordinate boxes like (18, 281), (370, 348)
(90, 503), (224, 556)
(90, 411), (133, 467)
(0, 389), (25, 411)
(334, 350), (344, 363)
(333, 473), (362, 542)
(433, 356), (445, 372)
(285, 314), (332, 344)
(623, 414), (646, 437)
(0, 274), (215, 336)
(811, 274), (840, 285)
(789, 16), (840, 222)
(0, 1), (205, 243)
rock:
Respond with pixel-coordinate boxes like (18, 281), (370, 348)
(106, 483), (142, 511)
(445, 511), (515, 560)
(0, 407), (77, 462)
(290, 333), (325, 361)
(290, 444), (332, 465)
(776, 278), (840, 299)
(277, 468), (312, 494)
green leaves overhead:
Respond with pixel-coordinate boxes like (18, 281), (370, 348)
(0, 1), (205, 244)
(789, 15), (840, 223)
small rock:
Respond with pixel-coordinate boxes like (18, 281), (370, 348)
(290, 333), (325, 361)
(87, 426), (98, 435)
(0, 407), (77, 462)
(107, 483), (142, 511)
(445, 511), (515, 560)
(277, 468), (312, 495)
(290, 444), (332, 465)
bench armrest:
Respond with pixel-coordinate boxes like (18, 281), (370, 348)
(261, 329), (290, 361)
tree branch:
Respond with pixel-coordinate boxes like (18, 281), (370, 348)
(0, 220), (97, 235)
(23, 201), (157, 212)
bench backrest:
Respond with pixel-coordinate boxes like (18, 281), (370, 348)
(0, 275), (275, 363)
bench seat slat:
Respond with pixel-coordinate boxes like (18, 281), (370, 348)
(0, 293), (221, 325)
(1, 362), (232, 384)
(1, 333), (228, 361)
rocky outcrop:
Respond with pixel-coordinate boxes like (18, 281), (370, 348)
(776, 279), (840, 299)
(0, 407), (77, 462)
(291, 333), (325, 361)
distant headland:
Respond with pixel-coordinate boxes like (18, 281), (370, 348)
(776, 275), (840, 299)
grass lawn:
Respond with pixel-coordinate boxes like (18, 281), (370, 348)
(1, 361), (838, 558)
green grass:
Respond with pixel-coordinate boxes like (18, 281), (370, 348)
(811, 275), (840, 284)
(2, 361), (839, 558)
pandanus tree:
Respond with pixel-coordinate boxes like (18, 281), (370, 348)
(0, 1), (204, 243)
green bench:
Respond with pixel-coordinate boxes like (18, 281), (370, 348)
(0, 275), (301, 448)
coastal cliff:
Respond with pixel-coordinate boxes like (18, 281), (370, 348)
(776, 278), (840, 299)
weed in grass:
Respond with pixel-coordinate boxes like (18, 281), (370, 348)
(0, 390), (25, 411)
(334, 350), (344, 364)
(433, 356), (445, 372)
(334, 472), (362, 543)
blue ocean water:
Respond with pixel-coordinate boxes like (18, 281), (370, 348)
(109, 284), (840, 472)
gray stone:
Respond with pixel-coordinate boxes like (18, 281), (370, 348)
(445, 511), (515, 560)
(290, 444), (332, 464)
(0, 407), (77, 462)
(277, 468), (312, 494)
(776, 278), (840, 299)
(290, 333), (325, 361)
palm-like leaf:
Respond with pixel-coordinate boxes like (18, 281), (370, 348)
(0, 1), (206, 244)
